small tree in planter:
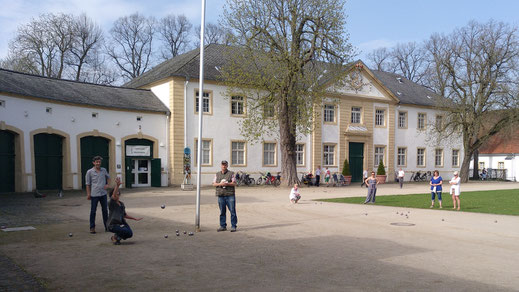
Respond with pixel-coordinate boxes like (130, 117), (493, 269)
(342, 159), (352, 185)
(376, 159), (387, 183)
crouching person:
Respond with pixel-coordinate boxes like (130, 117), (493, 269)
(289, 184), (301, 204)
(108, 177), (142, 245)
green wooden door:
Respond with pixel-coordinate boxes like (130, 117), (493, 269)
(125, 157), (133, 188)
(0, 131), (15, 193)
(151, 158), (161, 187)
(80, 136), (109, 189)
(34, 133), (63, 190)
(349, 142), (364, 182)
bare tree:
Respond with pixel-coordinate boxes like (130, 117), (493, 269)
(158, 14), (192, 60)
(222, 0), (353, 185)
(366, 47), (393, 71)
(391, 42), (429, 83)
(106, 13), (156, 80)
(430, 20), (519, 182)
(68, 14), (104, 81)
(195, 22), (232, 46)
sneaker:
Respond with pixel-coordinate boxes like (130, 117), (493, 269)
(90, 228), (96, 234)
(217, 227), (227, 232)
(230, 227), (237, 232)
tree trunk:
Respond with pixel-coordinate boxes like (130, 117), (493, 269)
(471, 149), (480, 180)
(460, 150), (474, 183)
(278, 98), (300, 187)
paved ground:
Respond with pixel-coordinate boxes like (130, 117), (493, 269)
(1, 181), (518, 291)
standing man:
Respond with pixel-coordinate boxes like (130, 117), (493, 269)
(212, 160), (238, 232)
(398, 168), (405, 189)
(315, 166), (321, 187)
(86, 156), (110, 234)
(360, 169), (368, 187)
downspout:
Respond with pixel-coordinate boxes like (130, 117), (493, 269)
(184, 78), (189, 148)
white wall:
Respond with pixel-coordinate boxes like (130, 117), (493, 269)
(150, 82), (170, 107)
(0, 94), (169, 191)
(394, 105), (463, 181)
(470, 154), (517, 181)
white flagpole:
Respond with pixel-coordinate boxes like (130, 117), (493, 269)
(195, 0), (206, 232)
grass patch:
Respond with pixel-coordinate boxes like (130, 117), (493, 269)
(318, 189), (519, 216)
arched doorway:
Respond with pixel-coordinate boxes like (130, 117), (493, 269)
(80, 136), (110, 189)
(0, 130), (15, 192)
(34, 133), (63, 190)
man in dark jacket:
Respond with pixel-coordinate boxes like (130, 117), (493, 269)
(212, 160), (238, 232)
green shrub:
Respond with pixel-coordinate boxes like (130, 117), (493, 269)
(342, 159), (351, 176)
(376, 159), (386, 175)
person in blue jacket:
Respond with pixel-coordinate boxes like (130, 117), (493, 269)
(429, 170), (443, 208)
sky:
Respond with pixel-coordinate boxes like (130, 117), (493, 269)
(1, 0), (518, 60)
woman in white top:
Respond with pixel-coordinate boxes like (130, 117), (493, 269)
(449, 171), (461, 210)
(289, 184), (301, 204)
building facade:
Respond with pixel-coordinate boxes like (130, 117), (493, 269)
(126, 44), (464, 185)
(0, 69), (170, 192)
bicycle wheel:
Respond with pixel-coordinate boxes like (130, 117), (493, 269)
(256, 178), (262, 185)
(249, 178), (255, 185)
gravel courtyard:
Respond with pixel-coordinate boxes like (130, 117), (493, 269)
(1, 181), (518, 291)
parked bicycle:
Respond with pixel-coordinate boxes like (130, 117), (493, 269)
(256, 172), (280, 186)
(236, 171), (255, 186)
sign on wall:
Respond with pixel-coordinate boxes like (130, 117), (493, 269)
(126, 145), (151, 157)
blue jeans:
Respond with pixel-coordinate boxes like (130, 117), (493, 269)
(108, 224), (133, 240)
(218, 195), (237, 228)
(90, 195), (108, 229)
(431, 192), (442, 201)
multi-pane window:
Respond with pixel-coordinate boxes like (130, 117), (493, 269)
(195, 91), (210, 113)
(264, 104), (275, 118)
(436, 115), (444, 129)
(397, 147), (406, 166)
(231, 142), (246, 165)
(435, 149), (444, 167)
(417, 148), (425, 167)
(351, 107), (361, 124)
(263, 143), (276, 166)
(195, 139), (211, 165)
(231, 96), (245, 115)
(375, 109), (385, 126)
(479, 162), (485, 170)
(296, 144), (305, 166)
(452, 149), (459, 167)
(324, 104), (335, 123)
(418, 113), (426, 130)
(374, 146), (385, 166)
(398, 111), (407, 128)
(323, 145), (335, 166)
(498, 162), (505, 169)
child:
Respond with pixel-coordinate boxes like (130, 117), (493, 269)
(289, 184), (301, 204)
(108, 177), (143, 245)
(324, 167), (331, 184)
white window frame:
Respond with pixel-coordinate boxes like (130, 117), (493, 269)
(195, 90), (212, 114)
(397, 147), (407, 167)
(262, 142), (277, 167)
(296, 143), (305, 166)
(452, 149), (460, 167)
(375, 108), (386, 127)
(398, 111), (407, 129)
(323, 104), (336, 123)
(417, 148), (426, 167)
(498, 162), (505, 169)
(435, 148), (444, 167)
(351, 107), (362, 124)
(263, 103), (275, 118)
(231, 95), (245, 116)
(417, 112), (427, 130)
(231, 141), (246, 166)
(194, 138), (213, 166)
(374, 146), (386, 167)
(479, 161), (485, 170)
(323, 144), (336, 166)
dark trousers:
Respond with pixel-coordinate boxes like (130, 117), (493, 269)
(315, 175), (320, 186)
(108, 224), (133, 240)
(399, 177), (404, 188)
(90, 195), (108, 229)
(218, 195), (237, 228)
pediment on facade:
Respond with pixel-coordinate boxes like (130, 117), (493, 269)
(344, 125), (371, 136)
(326, 61), (398, 103)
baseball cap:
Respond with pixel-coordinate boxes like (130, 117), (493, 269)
(221, 160), (228, 165)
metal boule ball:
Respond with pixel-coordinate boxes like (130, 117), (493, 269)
(183, 231), (187, 234)
(68, 233), (73, 237)
(494, 220), (498, 223)
(176, 233), (180, 236)
(442, 219), (444, 221)
(161, 204), (165, 209)
(189, 232), (194, 236)
(175, 230), (179, 233)
(164, 234), (169, 238)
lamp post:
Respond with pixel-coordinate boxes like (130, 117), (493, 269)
(195, 0), (207, 232)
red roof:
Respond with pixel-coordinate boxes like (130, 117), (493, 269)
(479, 129), (519, 154)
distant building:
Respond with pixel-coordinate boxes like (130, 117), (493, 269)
(0, 69), (169, 192)
(125, 44), (463, 185)
(471, 130), (519, 181)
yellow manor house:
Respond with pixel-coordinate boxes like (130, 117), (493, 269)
(0, 44), (462, 192)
